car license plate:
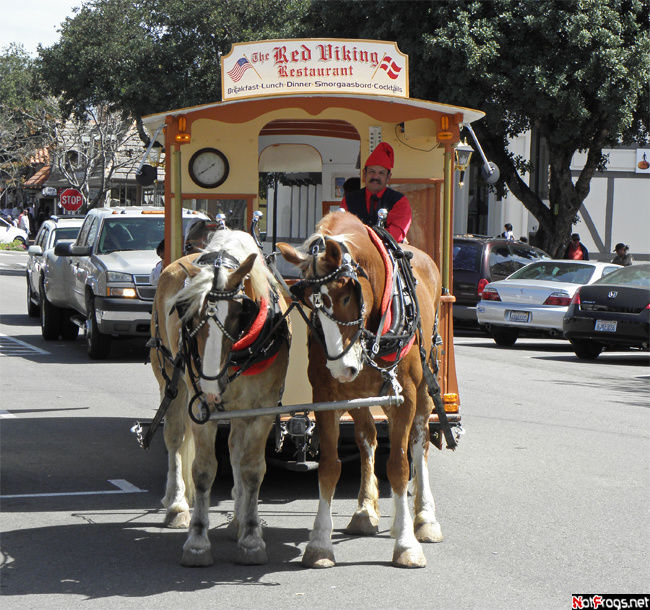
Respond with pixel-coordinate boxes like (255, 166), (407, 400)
(508, 310), (530, 323)
(595, 319), (617, 332)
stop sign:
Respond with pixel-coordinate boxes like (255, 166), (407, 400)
(60, 188), (84, 212)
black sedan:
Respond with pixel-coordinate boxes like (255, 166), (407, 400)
(563, 264), (650, 359)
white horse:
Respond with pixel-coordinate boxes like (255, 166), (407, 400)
(149, 229), (290, 565)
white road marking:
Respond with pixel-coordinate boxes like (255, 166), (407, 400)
(0, 479), (148, 499)
(0, 334), (50, 356)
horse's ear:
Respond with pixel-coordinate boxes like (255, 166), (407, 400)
(226, 252), (257, 290)
(324, 239), (342, 267)
(277, 242), (308, 267)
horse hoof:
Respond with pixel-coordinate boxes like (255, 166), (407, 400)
(164, 510), (191, 529)
(414, 521), (443, 543)
(181, 547), (213, 567)
(392, 546), (427, 569)
(235, 546), (268, 565)
(302, 546), (336, 569)
(345, 511), (379, 536)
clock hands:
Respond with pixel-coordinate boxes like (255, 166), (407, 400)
(197, 161), (218, 177)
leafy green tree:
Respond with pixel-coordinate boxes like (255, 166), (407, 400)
(40, 0), (309, 141)
(301, 0), (650, 256)
(0, 44), (60, 205)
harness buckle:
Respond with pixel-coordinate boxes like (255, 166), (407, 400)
(312, 292), (322, 309)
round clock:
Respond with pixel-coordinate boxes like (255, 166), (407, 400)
(188, 148), (229, 189)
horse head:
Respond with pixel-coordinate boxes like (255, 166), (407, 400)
(278, 237), (370, 383)
(181, 250), (258, 408)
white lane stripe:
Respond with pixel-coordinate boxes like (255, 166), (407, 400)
(0, 334), (50, 355)
(0, 410), (17, 418)
(0, 479), (148, 499)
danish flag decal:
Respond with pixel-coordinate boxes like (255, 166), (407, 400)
(378, 56), (402, 79)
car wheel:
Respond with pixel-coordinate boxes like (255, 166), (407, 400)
(85, 296), (111, 359)
(40, 282), (61, 340)
(13, 236), (26, 248)
(491, 327), (519, 347)
(26, 277), (39, 317)
(570, 339), (602, 360)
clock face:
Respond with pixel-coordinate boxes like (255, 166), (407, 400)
(188, 148), (229, 188)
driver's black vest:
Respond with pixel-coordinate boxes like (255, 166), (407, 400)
(345, 187), (404, 226)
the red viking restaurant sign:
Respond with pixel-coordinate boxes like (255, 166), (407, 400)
(60, 188), (84, 211)
(221, 39), (409, 101)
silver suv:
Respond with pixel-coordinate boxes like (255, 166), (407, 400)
(45, 206), (207, 358)
(26, 215), (84, 318)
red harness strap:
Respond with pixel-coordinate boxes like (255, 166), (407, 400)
(230, 296), (279, 375)
(365, 227), (415, 362)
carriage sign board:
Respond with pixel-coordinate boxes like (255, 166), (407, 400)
(221, 39), (409, 101)
(59, 188), (84, 211)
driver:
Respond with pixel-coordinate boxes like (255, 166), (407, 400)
(340, 142), (412, 243)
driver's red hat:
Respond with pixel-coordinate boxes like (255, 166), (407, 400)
(365, 142), (394, 170)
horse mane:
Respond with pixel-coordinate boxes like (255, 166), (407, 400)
(173, 229), (275, 322)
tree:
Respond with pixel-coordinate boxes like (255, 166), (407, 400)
(45, 107), (143, 209)
(39, 0), (310, 142)
(0, 44), (60, 207)
(301, 0), (650, 256)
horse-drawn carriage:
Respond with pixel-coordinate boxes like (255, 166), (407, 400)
(137, 39), (484, 568)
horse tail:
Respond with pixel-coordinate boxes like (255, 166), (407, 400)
(181, 422), (196, 506)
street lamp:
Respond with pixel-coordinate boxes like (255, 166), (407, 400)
(455, 139), (474, 186)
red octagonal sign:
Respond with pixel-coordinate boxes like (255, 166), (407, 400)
(60, 188), (84, 212)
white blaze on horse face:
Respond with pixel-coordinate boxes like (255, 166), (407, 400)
(318, 286), (363, 382)
(200, 301), (229, 401)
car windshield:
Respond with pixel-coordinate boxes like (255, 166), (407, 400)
(593, 264), (650, 288)
(53, 227), (80, 245)
(453, 242), (482, 272)
(508, 261), (596, 284)
(96, 215), (203, 253)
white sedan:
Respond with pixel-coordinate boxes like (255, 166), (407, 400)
(0, 216), (28, 246)
(476, 260), (621, 346)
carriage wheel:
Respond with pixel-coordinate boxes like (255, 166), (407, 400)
(85, 295), (111, 359)
(40, 282), (61, 340)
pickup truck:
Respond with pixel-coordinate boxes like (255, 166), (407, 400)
(43, 206), (208, 359)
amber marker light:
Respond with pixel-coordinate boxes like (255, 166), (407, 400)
(175, 116), (191, 143)
(443, 393), (459, 413)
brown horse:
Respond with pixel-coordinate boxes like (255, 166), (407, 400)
(150, 228), (290, 565)
(278, 211), (443, 568)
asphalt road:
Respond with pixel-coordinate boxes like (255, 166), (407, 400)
(1, 249), (648, 609)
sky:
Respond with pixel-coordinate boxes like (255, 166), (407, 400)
(0, 0), (82, 56)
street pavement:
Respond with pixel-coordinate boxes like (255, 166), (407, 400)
(1, 249), (648, 609)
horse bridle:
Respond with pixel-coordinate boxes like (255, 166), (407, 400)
(290, 236), (370, 361)
(182, 250), (259, 423)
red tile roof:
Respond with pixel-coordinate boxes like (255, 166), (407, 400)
(24, 165), (51, 188)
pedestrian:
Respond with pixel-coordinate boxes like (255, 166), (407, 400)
(18, 208), (30, 236)
(611, 243), (633, 266)
(563, 233), (589, 260)
(340, 142), (412, 243)
(150, 239), (165, 286)
(501, 223), (514, 240)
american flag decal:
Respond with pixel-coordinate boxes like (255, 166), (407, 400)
(379, 56), (402, 80)
(227, 57), (253, 82)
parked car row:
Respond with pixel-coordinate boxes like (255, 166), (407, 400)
(476, 260), (621, 345)
(26, 206), (209, 359)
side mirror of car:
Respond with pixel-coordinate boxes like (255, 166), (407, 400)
(28, 245), (43, 256)
(54, 241), (91, 257)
